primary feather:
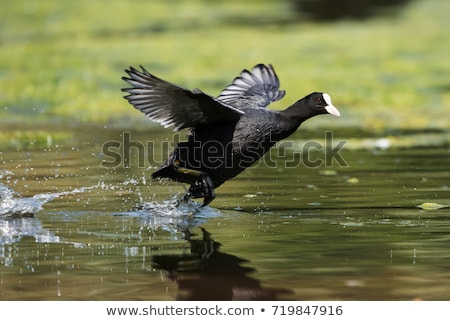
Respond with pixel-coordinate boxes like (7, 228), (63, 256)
(122, 66), (244, 131)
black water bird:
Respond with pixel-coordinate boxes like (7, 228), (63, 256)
(122, 64), (340, 206)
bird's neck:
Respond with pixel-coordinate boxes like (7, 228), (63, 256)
(281, 100), (313, 124)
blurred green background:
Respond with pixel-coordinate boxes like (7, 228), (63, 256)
(1, 0), (449, 131)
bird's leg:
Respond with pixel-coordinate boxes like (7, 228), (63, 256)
(167, 159), (215, 206)
(187, 172), (215, 206)
(198, 174), (215, 206)
(155, 147), (216, 206)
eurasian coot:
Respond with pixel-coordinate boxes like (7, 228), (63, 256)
(122, 64), (340, 205)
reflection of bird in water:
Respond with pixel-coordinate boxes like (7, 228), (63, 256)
(151, 227), (292, 300)
(122, 64), (340, 206)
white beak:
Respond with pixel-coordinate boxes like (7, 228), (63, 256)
(323, 93), (341, 117)
(325, 104), (341, 117)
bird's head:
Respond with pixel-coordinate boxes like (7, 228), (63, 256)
(308, 92), (341, 117)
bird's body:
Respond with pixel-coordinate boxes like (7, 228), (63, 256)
(122, 64), (340, 205)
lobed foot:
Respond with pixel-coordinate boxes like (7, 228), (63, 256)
(187, 174), (215, 206)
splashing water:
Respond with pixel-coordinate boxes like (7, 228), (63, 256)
(122, 194), (222, 234)
(0, 183), (98, 218)
(134, 193), (202, 216)
(1, 179), (221, 222)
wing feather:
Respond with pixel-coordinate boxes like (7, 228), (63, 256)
(122, 66), (244, 131)
(217, 64), (286, 109)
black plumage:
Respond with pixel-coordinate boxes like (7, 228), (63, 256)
(122, 64), (340, 206)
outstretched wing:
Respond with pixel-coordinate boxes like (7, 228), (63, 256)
(217, 64), (286, 109)
(122, 66), (244, 131)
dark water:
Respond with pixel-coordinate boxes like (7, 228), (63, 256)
(0, 126), (449, 300)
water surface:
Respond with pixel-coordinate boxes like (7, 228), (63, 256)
(0, 126), (449, 300)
